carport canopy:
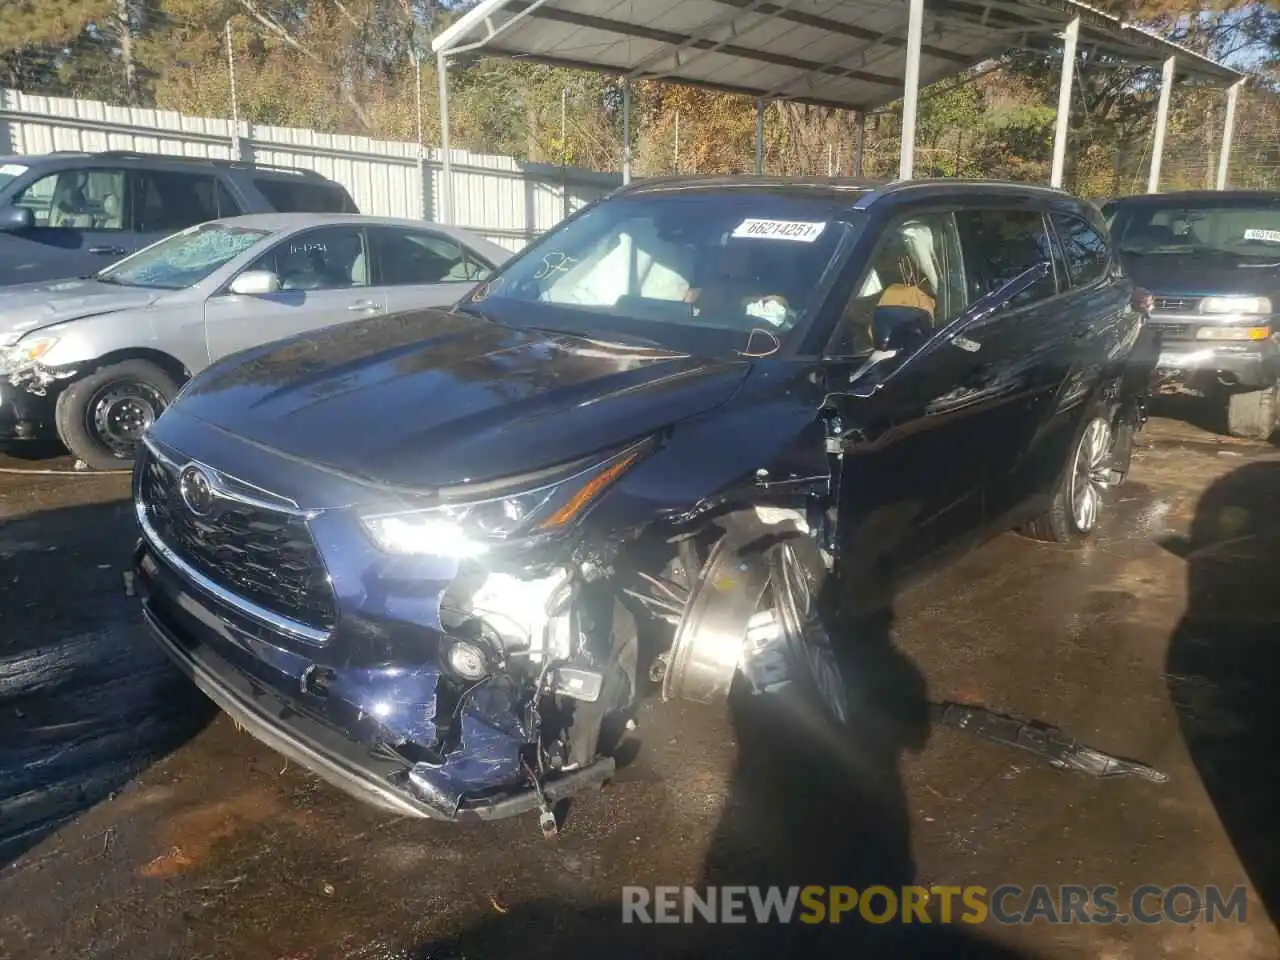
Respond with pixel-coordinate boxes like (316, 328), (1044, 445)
(430, 0), (1247, 222)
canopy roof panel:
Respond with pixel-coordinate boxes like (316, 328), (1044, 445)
(433, 0), (1244, 112)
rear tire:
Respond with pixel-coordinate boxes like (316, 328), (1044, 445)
(1021, 409), (1115, 544)
(1226, 385), (1278, 441)
(54, 360), (178, 470)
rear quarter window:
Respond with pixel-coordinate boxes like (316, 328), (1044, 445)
(253, 177), (358, 214)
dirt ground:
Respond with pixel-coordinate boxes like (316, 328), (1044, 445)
(2, 405), (1279, 960)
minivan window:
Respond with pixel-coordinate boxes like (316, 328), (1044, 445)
(14, 169), (128, 230)
(956, 209), (1058, 308)
(460, 195), (860, 358)
(1110, 197), (1280, 260)
(97, 222), (268, 289)
(254, 178), (357, 213)
(1051, 213), (1109, 287)
(132, 170), (238, 233)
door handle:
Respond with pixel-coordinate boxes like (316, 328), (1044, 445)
(347, 299), (382, 312)
(88, 246), (126, 255)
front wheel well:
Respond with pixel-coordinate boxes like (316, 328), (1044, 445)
(79, 349), (191, 389)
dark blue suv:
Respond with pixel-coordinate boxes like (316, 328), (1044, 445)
(0, 151), (358, 285)
(130, 177), (1157, 832)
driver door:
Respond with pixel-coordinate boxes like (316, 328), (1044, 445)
(204, 225), (385, 361)
(823, 210), (1007, 600)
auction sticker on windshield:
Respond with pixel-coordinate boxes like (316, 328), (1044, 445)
(731, 219), (827, 242)
(1243, 228), (1280, 243)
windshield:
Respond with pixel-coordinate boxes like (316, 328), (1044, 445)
(1112, 197), (1280, 260)
(459, 193), (859, 358)
(97, 221), (270, 289)
(0, 162), (28, 191)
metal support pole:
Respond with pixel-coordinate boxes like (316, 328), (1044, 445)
(622, 80), (632, 184)
(1216, 79), (1242, 191)
(898, 0), (924, 180)
(437, 52), (453, 224)
(225, 19), (242, 161)
(1050, 17), (1079, 189)
(853, 111), (865, 177)
(1147, 55), (1175, 194)
(755, 99), (765, 174)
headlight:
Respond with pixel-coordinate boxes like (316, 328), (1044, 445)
(1196, 325), (1272, 341)
(3, 335), (59, 367)
(1200, 296), (1272, 316)
(360, 440), (650, 557)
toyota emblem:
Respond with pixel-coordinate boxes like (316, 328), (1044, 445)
(178, 464), (215, 516)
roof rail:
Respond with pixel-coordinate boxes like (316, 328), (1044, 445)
(48, 150), (325, 179)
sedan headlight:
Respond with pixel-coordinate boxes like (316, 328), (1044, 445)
(360, 440), (650, 557)
(3, 335), (59, 368)
(1200, 296), (1272, 316)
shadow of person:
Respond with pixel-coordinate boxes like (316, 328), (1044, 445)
(1163, 459), (1280, 924)
(0, 500), (215, 867)
(408, 600), (1033, 959)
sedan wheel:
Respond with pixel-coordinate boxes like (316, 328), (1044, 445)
(1068, 417), (1113, 535)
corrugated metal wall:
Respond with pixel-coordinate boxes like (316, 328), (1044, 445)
(0, 89), (622, 251)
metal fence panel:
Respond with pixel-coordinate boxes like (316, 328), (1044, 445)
(0, 89), (620, 251)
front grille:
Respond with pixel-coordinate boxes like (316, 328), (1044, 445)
(137, 448), (337, 635)
(1153, 322), (1196, 341)
(1154, 296), (1201, 314)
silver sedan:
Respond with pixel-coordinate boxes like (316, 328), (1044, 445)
(0, 213), (512, 468)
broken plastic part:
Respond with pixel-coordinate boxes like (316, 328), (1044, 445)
(930, 702), (1169, 783)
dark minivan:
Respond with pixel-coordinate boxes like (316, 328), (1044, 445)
(1105, 190), (1280, 439)
(0, 151), (358, 286)
(130, 177), (1157, 830)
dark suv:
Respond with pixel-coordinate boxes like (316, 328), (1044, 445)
(130, 178), (1157, 830)
(0, 151), (359, 286)
(1104, 190), (1280, 439)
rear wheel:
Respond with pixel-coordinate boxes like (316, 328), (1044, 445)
(1226, 385), (1278, 441)
(54, 360), (179, 470)
(1022, 412), (1115, 544)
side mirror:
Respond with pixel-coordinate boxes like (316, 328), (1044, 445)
(228, 269), (281, 296)
(0, 205), (34, 232)
(871, 305), (933, 355)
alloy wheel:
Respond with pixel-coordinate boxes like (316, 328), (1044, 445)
(1068, 417), (1113, 534)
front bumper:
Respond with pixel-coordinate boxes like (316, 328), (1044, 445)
(1150, 317), (1280, 390)
(0, 378), (54, 441)
(132, 539), (615, 822)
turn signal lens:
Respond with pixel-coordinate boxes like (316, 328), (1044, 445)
(1195, 326), (1271, 341)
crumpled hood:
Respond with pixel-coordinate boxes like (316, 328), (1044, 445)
(175, 308), (751, 489)
(0, 278), (160, 347)
(1121, 254), (1280, 300)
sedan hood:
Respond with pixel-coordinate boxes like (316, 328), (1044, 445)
(176, 309), (750, 489)
(0, 278), (160, 347)
(1121, 254), (1280, 299)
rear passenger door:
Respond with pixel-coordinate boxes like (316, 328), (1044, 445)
(953, 207), (1075, 524)
(204, 224), (383, 361)
(368, 226), (496, 313)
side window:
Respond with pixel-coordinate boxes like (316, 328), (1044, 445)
(246, 226), (368, 291)
(254, 178), (357, 213)
(371, 227), (492, 285)
(132, 170), (227, 233)
(1050, 213), (1109, 288)
(826, 212), (967, 357)
(13, 168), (128, 230)
(955, 209), (1059, 309)
(215, 180), (244, 218)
